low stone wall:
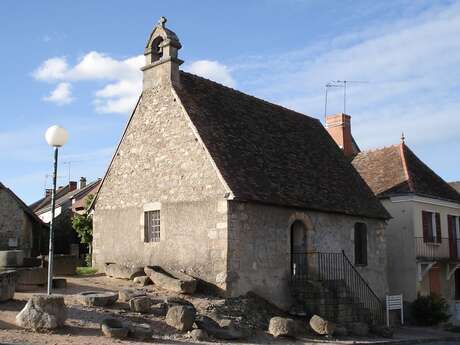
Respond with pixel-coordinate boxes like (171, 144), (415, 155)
(0, 250), (24, 268)
(0, 270), (17, 301)
(44, 255), (77, 276)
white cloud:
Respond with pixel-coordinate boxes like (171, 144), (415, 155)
(230, 2), (460, 151)
(43, 82), (73, 105)
(186, 60), (236, 88)
(33, 57), (68, 81)
(34, 52), (144, 113)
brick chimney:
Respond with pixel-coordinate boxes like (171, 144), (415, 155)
(325, 113), (354, 157)
(79, 177), (87, 189)
(141, 16), (183, 90)
(69, 181), (77, 191)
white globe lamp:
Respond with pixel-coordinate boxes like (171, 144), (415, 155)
(45, 125), (68, 147)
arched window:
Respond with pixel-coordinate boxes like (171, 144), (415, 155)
(354, 222), (367, 266)
(150, 37), (164, 63)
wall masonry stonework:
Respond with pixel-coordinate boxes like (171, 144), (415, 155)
(0, 188), (33, 255)
(93, 84), (229, 288)
(226, 201), (388, 309)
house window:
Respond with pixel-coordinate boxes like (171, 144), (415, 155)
(144, 210), (160, 242)
(354, 222), (367, 266)
(422, 211), (441, 243)
(455, 270), (460, 300)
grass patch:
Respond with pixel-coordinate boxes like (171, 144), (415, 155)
(76, 267), (98, 275)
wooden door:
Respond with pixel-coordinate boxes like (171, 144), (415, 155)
(429, 265), (441, 296)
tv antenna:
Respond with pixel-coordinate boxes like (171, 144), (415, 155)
(324, 80), (369, 117)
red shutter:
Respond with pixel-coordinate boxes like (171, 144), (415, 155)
(435, 213), (442, 243)
(422, 211), (430, 242)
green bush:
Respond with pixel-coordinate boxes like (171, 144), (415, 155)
(411, 294), (450, 326)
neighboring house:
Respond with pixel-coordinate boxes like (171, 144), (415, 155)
(32, 177), (100, 255)
(326, 113), (460, 322)
(92, 17), (390, 319)
(450, 182), (460, 194)
(0, 182), (45, 257)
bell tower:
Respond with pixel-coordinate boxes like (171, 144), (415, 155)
(141, 17), (183, 89)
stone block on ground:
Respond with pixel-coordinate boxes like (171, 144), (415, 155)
(44, 255), (78, 276)
(78, 291), (118, 307)
(118, 288), (146, 302)
(16, 294), (67, 330)
(145, 266), (197, 294)
(52, 278), (67, 289)
(100, 318), (128, 339)
(16, 267), (47, 289)
(0, 250), (24, 267)
(189, 329), (208, 341)
(194, 315), (246, 340)
(133, 275), (152, 286)
(165, 296), (196, 313)
(349, 322), (369, 336)
(309, 314), (336, 335)
(268, 316), (296, 338)
(166, 305), (196, 331)
(0, 270), (17, 301)
(105, 263), (144, 280)
(129, 296), (153, 313)
(126, 322), (153, 340)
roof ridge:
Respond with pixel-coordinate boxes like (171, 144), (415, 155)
(179, 71), (320, 123)
(356, 143), (400, 155)
(399, 142), (415, 192)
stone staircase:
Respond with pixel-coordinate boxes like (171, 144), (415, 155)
(290, 251), (384, 325)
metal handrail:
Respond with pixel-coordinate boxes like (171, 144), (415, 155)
(291, 251), (385, 324)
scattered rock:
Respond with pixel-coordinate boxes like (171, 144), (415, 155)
(133, 275), (152, 286)
(100, 318), (128, 339)
(309, 315), (336, 335)
(129, 296), (152, 313)
(190, 328), (208, 341)
(166, 296), (196, 313)
(152, 302), (168, 317)
(195, 315), (246, 340)
(0, 270), (16, 301)
(371, 324), (393, 338)
(268, 316), (296, 338)
(105, 263), (144, 280)
(16, 294), (67, 330)
(126, 322), (153, 340)
(118, 288), (146, 302)
(52, 278), (67, 289)
(349, 322), (369, 336)
(334, 325), (348, 337)
(78, 291), (118, 307)
(145, 266), (197, 294)
(166, 305), (196, 331)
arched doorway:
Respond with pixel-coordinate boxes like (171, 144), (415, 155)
(290, 220), (308, 279)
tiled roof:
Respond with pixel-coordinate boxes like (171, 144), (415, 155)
(174, 72), (390, 219)
(352, 143), (460, 203)
(33, 179), (101, 214)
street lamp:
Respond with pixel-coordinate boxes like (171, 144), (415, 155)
(45, 125), (68, 295)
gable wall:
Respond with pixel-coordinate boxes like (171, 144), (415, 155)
(93, 85), (228, 287)
(0, 189), (33, 256)
(227, 201), (388, 309)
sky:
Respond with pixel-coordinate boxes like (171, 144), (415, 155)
(1, 0), (459, 204)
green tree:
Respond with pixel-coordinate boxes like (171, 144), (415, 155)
(71, 194), (94, 266)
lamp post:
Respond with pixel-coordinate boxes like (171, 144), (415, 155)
(45, 125), (68, 295)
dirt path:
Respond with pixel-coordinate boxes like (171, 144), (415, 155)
(0, 274), (301, 345)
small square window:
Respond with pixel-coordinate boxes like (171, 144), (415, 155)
(144, 210), (160, 242)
